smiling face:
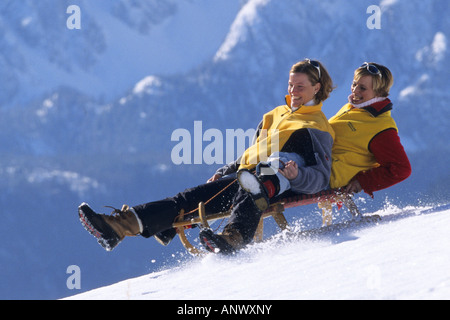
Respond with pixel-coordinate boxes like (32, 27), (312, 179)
(349, 75), (377, 105)
(288, 72), (321, 109)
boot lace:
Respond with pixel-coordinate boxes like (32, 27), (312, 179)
(104, 204), (130, 216)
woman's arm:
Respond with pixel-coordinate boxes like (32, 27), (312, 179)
(208, 120), (263, 182)
(354, 129), (411, 196)
(288, 128), (334, 194)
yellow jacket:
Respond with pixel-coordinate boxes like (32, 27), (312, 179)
(329, 102), (398, 188)
(240, 96), (335, 170)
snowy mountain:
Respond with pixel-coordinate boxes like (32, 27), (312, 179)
(0, 0), (240, 105)
(66, 204), (450, 300)
(0, 0), (448, 299)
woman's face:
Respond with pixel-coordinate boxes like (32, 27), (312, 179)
(349, 75), (377, 105)
(288, 72), (320, 109)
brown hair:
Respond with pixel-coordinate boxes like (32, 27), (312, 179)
(354, 62), (393, 97)
(290, 59), (335, 104)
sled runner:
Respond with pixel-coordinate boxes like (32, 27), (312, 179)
(172, 188), (364, 256)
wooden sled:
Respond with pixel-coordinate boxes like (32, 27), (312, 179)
(172, 188), (361, 256)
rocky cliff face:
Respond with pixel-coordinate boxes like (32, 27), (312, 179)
(0, 0), (448, 299)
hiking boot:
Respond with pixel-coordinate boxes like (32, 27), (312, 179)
(237, 169), (273, 211)
(199, 226), (244, 255)
(78, 202), (143, 251)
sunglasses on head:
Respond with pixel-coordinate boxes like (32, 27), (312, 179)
(360, 62), (382, 78)
(306, 58), (321, 79)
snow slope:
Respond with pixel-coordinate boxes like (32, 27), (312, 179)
(66, 204), (450, 300)
(1, 0), (449, 300)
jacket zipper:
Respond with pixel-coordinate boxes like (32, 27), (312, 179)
(275, 106), (299, 130)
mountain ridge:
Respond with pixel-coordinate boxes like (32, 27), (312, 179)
(0, 0), (448, 299)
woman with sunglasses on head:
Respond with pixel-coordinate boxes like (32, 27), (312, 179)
(79, 59), (336, 254)
(201, 59), (335, 253)
(329, 62), (411, 196)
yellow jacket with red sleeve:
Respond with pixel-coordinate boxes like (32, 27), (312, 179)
(329, 98), (411, 193)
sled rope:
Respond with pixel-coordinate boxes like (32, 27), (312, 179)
(175, 178), (237, 222)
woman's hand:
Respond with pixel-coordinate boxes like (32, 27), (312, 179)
(207, 174), (222, 183)
(279, 160), (299, 180)
(345, 179), (362, 194)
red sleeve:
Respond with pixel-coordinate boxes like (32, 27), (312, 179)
(355, 129), (411, 196)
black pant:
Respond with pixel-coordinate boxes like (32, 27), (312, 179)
(134, 177), (238, 238)
(225, 187), (265, 244)
(133, 176), (264, 244)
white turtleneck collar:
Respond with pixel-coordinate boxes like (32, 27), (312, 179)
(291, 99), (316, 111)
(348, 95), (387, 108)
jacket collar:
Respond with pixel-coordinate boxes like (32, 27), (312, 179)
(284, 95), (323, 114)
(361, 98), (393, 117)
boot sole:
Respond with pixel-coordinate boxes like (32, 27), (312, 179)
(199, 229), (236, 255)
(78, 203), (120, 251)
(237, 170), (269, 211)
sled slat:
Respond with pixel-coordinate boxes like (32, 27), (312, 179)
(174, 189), (359, 255)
